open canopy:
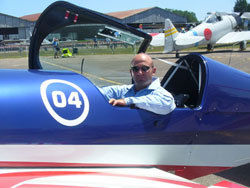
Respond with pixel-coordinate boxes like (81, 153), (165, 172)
(29, 1), (152, 69)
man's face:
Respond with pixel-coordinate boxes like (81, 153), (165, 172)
(130, 54), (156, 91)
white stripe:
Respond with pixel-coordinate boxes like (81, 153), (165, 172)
(19, 175), (186, 188)
(1, 168), (198, 188)
(0, 145), (250, 167)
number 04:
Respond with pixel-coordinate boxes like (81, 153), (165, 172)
(52, 91), (82, 108)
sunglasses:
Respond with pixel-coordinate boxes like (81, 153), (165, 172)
(131, 65), (151, 72)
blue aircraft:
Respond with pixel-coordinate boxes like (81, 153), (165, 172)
(0, 1), (250, 185)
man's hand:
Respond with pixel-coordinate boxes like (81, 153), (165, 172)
(109, 98), (127, 106)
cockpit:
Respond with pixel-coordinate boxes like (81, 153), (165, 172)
(160, 54), (206, 108)
(31, 1), (207, 110)
(204, 13), (222, 23)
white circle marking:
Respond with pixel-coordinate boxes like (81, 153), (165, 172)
(40, 79), (89, 126)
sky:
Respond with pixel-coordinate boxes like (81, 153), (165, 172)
(1, 0), (249, 21)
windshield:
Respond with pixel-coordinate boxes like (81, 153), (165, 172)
(204, 14), (222, 23)
(39, 23), (144, 87)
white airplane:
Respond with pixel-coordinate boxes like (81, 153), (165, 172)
(150, 12), (250, 57)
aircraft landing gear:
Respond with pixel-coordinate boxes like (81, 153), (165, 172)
(239, 41), (247, 51)
(207, 44), (214, 52)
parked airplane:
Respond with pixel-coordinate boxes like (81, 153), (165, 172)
(0, 36), (50, 46)
(1, 1), (250, 186)
(0, 39), (30, 46)
(150, 12), (250, 57)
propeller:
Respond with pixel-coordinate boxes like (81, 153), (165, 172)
(239, 12), (244, 17)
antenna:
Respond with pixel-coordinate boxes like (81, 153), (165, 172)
(81, 57), (85, 74)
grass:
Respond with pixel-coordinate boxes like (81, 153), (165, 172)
(0, 51), (29, 59)
(1, 42), (249, 60)
(147, 42), (250, 52)
(0, 45), (164, 59)
(39, 47), (137, 56)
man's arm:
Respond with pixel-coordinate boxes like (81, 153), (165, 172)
(98, 85), (128, 102)
(124, 90), (176, 115)
(99, 85), (176, 115)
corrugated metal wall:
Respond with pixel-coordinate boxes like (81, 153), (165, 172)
(121, 7), (187, 33)
(0, 13), (34, 40)
(122, 7), (186, 23)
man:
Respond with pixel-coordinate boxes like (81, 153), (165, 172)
(100, 53), (176, 115)
(52, 38), (60, 58)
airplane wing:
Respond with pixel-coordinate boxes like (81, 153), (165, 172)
(175, 35), (204, 46)
(1, 167), (248, 188)
(150, 33), (204, 47)
(149, 33), (165, 46)
(98, 26), (143, 45)
(216, 31), (250, 44)
(241, 12), (250, 19)
(0, 167), (204, 188)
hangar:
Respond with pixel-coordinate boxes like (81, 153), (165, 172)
(19, 7), (187, 33)
(107, 7), (187, 33)
(45, 7), (186, 41)
(0, 13), (35, 41)
(0, 6), (186, 42)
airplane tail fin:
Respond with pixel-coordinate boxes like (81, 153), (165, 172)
(164, 19), (179, 53)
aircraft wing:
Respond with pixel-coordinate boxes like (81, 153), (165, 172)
(98, 26), (143, 45)
(1, 167), (248, 188)
(175, 35), (204, 46)
(0, 167), (203, 188)
(150, 33), (205, 47)
(216, 31), (250, 44)
(241, 12), (250, 19)
(149, 33), (165, 46)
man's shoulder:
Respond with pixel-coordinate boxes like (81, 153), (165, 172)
(150, 79), (173, 97)
(148, 77), (161, 89)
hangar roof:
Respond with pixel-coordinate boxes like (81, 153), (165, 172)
(20, 13), (41, 22)
(20, 8), (154, 22)
(107, 7), (152, 19)
(19, 7), (186, 23)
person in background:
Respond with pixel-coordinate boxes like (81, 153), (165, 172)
(52, 38), (60, 58)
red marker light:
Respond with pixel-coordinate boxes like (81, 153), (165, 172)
(74, 14), (79, 23)
(65, 10), (70, 19)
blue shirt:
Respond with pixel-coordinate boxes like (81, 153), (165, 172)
(99, 77), (176, 115)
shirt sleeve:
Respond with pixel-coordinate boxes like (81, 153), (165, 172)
(98, 85), (125, 101)
(124, 89), (176, 115)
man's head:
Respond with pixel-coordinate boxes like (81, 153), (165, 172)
(130, 53), (156, 91)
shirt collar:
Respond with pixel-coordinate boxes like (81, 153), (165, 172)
(130, 77), (160, 93)
(148, 77), (161, 90)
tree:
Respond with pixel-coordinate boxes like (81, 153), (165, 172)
(234, 0), (248, 12)
(165, 8), (198, 22)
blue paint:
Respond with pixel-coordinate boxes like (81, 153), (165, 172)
(192, 31), (198, 36)
(192, 30), (199, 46)
(1, 2), (250, 147)
(0, 53), (250, 145)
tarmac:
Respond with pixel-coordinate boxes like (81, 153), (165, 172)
(0, 48), (250, 187)
(1, 47), (250, 73)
